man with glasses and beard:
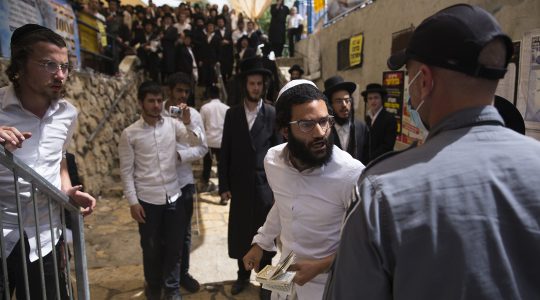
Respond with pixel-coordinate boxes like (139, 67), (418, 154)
(323, 75), (367, 162)
(218, 57), (281, 298)
(242, 80), (364, 299)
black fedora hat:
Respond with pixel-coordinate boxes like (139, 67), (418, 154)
(494, 95), (525, 134)
(323, 76), (356, 99)
(239, 56), (272, 77)
(361, 83), (387, 98)
(288, 64), (304, 75)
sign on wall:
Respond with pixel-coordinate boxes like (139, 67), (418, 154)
(0, 0), (80, 68)
(382, 71), (404, 137)
(337, 33), (364, 70)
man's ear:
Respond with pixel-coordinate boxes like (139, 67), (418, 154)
(281, 127), (289, 140)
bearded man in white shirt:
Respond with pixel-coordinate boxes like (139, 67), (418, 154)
(243, 80), (364, 299)
(0, 24), (96, 299)
(119, 81), (203, 300)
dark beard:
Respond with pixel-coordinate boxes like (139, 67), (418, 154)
(287, 130), (334, 169)
(246, 93), (260, 102)
(334, 115), (349, 126)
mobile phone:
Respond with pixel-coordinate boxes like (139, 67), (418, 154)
(169, 106), (183, 118)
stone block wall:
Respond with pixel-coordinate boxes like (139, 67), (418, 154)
(0, 59), (144, 195)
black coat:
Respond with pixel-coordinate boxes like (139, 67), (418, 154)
(269, 4), (289, 44)
(217, 28), (234, 75)
(161, 25), (178, 73)
(174, 44), (194, 76)
(364, 109), (397, 163)
(331, 119), (368, 163)
(218, 103), (282, 259)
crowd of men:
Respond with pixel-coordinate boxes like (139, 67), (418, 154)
(2, 2), (540, 300)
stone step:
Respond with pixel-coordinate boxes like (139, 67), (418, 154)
(101, 184), (124, 198)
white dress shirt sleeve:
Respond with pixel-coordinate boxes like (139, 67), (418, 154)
(176, 109), (208, 162)
(252, 203), (281, 252)
(118, 129), (139, 206)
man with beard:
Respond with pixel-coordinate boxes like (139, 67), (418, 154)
(243, 80), (364, 299)
(288, 64), (304, 81)
(323, 76), (367, 162)
(218, 57), (281, 298)
(119, 81), (203, 300)
(0, 24), (96, 298)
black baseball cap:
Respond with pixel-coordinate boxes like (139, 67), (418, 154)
(387, 4), (513, 79)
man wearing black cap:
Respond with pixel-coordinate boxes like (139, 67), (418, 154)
(0, 24), (96, 299)
(324, 4), (540, 299)
(198, 21), (221, 87)
(361, 82), (397, 163)
(133, 19), (161, 82)
(323, 75), (367, 162)
(216, 15), (234, 83)
(161, 13), (179, 83)
(218, 57), (281, 297)
(288, 64), (304, 80)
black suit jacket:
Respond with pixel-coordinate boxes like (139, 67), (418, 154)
(365, 109), (397, 163)
(331, 119), (368, 163)
(175, 44), (194, 75)
(218, 102), (281, 258)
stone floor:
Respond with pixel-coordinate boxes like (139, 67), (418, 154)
(84, 178), (263, 299)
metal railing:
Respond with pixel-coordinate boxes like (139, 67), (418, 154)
(0, 145), (90, 299)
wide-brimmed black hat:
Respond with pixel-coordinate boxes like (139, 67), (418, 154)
(323, 76), (356, 99)
(387, 4), (513, 80)
(288, 64), (304, 75)
(494, 95), (525, 134)
(361, 83), (387, 99)
(239, 56), (272, 77)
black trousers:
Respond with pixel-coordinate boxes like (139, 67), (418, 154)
(0, 237), (68, 300)
(202, 148), (221, 183)
(287, 28), (302, 57)
(139, 199), (187, 295)
(179, 184), (195, 276)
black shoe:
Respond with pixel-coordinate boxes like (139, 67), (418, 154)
(231, 279), (249, 295)
(180, 273), (200, 293)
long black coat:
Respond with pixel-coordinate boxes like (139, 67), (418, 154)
(364, 109), (397, 163)
(331, 119), (368, 163)
(161, 25), (178, 74)
(218, 103), (281, 259)
(269, 4), (289, 45)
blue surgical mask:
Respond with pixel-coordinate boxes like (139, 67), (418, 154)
(407, 70), (429, 136)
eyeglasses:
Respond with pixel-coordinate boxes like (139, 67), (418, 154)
(289, 116), (335, 133)
(332, 97), (352, 105)
(33, 60), (71, 75)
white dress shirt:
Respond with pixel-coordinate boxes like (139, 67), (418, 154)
(162, 103), (208, 188)
(368, 106), (383, 126)
(333, 122), (350, 151)
(200, 99), (229, 148)
(244, 99), (263, 130)
(253, 144), (364, 299)
(287, 14), (304, 29)
(0, 85), (77, 262)
(232, 29), (247, 44)
(118, 116), (202, 206)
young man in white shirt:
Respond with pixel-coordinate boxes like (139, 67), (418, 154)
(200, 85), (229, 196)
(287, 6), (304, 57)
(0, 24), (96, 299)
(243, 80), (364, 299)
(119, 81), (203, 300)
(163, 72), (207, 294)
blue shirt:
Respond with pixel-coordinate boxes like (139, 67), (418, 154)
(325, 106), (540, 300)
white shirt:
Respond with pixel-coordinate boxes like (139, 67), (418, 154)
(118, 116), (202, 206)
(244, 99), (263, 130)
(253, 144), (364, 299)
(333, 122), (350, 151)
(232, 29), (247, 45)
(287, 14), (304, 29)
(162, 104), (208, 188)
(174, 22), (191, 34)
(369, 106), (383, 126)
(200, 99), (229, 148)
(0, 85), (77, 262)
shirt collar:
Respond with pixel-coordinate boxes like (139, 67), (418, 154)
(369, 106), (383, 120)
(244, 99), (263, 113)
(1, 84), (66, 113)
(426, 105), (504, 141)
(140, 115), (164, 128)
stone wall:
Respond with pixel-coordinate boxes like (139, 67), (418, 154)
(296, 0), (540, 122)
(0, 59), (144, 195)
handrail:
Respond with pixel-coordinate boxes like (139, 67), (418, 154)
(0, 144), (90, 299)
(87, 75), (134, 143)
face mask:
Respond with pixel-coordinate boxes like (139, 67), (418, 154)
(407, 70), (429, 136)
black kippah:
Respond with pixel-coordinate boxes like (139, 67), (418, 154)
(11, 24), (54, 45)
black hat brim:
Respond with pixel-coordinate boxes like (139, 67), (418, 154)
(324, 82), (356, 98)
(494, 95), (525, 134)
(361, 88), (387, 98)
(241, 68), (272, 77)
(387, 49), (408, 70)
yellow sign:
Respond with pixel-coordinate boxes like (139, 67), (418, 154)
(314, 0), (325, 13)
(349, 34), (363, 67)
